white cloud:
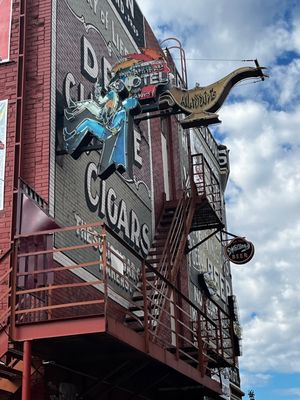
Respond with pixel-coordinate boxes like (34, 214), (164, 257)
(137, 0), (300, 388)
(240, 372), (272, 388)
(215, 99), (300, 375)
(277, 388), (300, 398)
(138, 0), (300, 87)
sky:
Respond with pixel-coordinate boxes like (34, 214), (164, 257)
(136, 1), (300, 399)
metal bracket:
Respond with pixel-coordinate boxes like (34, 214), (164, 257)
(186, 227), (222, 254)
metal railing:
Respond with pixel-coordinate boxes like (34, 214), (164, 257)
(0, 267), (12, 330)
(12, 222), (106, 325)
(5, 222), (235, 376)
(191, 153), (222, 220)
(147, 193), (195, 338)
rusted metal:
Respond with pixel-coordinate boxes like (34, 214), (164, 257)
(102, 225), (108, 318)
(15, 299), (105, 316)
(17, 241), (100, 258)
(15, 316), (106, 341)
(10, 239), (19, 339)
(16, 279), (103, 296)
(174, 296), (180, 360)
(16, 259), (100, 277)
(0, 248), (12, 263)
(218, 308), (224, 359)
(186, 228), (222, 254)
(160, 38), (188, 88)
(142, 261), (149, 353)
(5, 220), (235, 397)
(21, 340), (31, 400)
(14, 221), (104, 239)
(197, 311), (205, 377)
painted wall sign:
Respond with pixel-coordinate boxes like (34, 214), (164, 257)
(84, 161), (150, 256)
(110, 0), (145, 48)
(0, 100), (8, 210)
(161, 65), (267, 128)
(188, 128), (232, 306)
(52, 0), (152, 301)
(63, 0), (141, 57)
(218, 144), (230, 190)
(0, 0), (12, 62)
(225, 237), (254, 264)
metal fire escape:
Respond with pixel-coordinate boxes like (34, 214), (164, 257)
(0, 154), (235, 399)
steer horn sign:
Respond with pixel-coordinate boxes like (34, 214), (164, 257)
(160, 63), (268, 128)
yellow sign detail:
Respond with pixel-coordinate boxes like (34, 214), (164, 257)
(162, 66), (267, 128)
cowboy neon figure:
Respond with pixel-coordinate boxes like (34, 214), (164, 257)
(63, 84), (139, 179)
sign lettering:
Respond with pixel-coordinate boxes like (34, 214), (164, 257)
(225, 237), (254, 265)
(85, 162), (150, 256)
(111, 0), (145, 47)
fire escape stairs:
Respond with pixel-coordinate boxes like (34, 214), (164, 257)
(126, 173), (224, 333)
(0, 309), (22, 397)
(125, 155), (230, 372)
(125, 195), (195, 329)
(0, 250), (41, 397)
(0, 344), (42, 398)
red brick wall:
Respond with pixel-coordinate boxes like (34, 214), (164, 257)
(144, 19), (163, 53)
(0, 1), (20, 282)
(148, 117), (165, 222)
(169, 115), (184, 197)
(21, 0), (52, 200)
(0, 0), (52, 323)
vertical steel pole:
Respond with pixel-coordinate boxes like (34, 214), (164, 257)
(22, 340), (31, 400)
(102, 224), (108, 323)
(142, 261), (149, 353)
(197, 310), (205, 377)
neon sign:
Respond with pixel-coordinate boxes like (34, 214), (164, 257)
(61, 49), (266, 180)
(62, 48), (171, 180)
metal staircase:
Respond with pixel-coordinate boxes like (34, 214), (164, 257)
(124, 152), (233, 374)
(125, 193), (194, 331)
(0, 267), (43, 399)
(0, 255), (22, 398)
(126, 152), (224, 330)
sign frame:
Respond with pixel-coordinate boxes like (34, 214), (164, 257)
(0, 0), (13, 63)
(225, 237), (254, 265)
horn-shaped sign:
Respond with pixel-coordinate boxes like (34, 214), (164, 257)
(160, 65), (268, 127)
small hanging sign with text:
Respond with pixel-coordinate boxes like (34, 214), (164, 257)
(225, 237), (254, 264)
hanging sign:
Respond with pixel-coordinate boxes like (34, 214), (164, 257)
(111, 48), (171, 102)
(225, 237), (254, 264)
(62, 49), (267, 179)
(62, 48), (171, 179)
(0, 0), (12, 62)
(160, 64), (268, 128)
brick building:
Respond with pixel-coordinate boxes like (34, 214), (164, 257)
(0, 1), (244, 399)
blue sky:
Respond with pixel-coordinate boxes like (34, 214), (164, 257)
(137, 1), (300, 399)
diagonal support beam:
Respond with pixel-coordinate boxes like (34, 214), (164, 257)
(186, 228), (222, 254)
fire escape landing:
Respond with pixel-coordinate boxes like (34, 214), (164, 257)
(191, 153), (224, 232)
(0, 154), (234, 399)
